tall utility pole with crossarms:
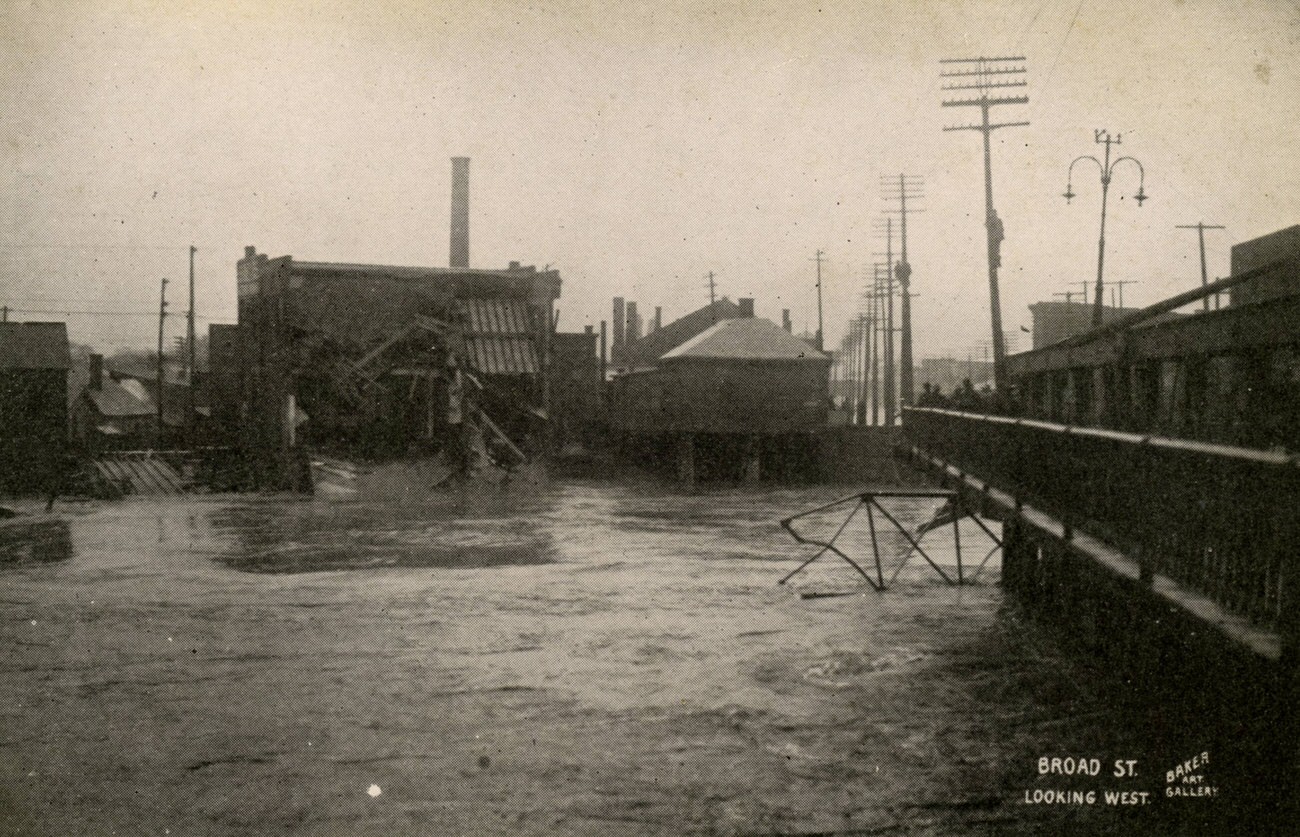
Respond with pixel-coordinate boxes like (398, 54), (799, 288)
(1176, 223), (1225, 310)
(941, 56), (1028, 393)
(882, 174), (924, 408)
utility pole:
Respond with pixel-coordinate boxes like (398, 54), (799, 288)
(157, 278), (168, 444)
(846, 320), (858, 421)
(1054, 280), (1091, 307)
(873, 220), (897, 426)
(942, 56), (1029, 393)
(706, 271), (717, 305)
(1176, 223), (1225, 311)
(859, 310), (871, 426)
(870, 280), (882, 426)
(882, 174), (924, 409)
(811, 250), (826, 351)
(187, 245), (197, 446)
(1111, 280), (1138, 310)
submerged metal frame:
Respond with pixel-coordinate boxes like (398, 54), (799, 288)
(778, 488), (1003, 589)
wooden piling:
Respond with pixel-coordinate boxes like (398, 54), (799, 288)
(676, 433), (695, 490)
(742, 435), (761, 483)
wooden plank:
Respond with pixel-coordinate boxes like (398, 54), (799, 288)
(471, 404), (527, 463)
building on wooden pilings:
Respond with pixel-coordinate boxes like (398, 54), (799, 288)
(607, 301), (830, 484)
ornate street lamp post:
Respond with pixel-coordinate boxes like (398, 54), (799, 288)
(1064, 129), (1148, 327)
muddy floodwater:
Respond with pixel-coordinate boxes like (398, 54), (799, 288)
(0, 479), (1203, 835)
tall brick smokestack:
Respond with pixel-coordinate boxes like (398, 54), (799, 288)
(450, 157), (470, 268)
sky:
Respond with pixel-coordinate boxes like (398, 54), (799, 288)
(2, 0), (1298, 358)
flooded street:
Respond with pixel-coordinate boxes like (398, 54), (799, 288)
(2, 480), (1163, 835)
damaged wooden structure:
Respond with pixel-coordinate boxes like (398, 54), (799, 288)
(231, 247), (562, 490)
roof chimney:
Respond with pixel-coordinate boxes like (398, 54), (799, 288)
(89, 353), (103, 391)
(612, 298), (625, 348)
(627, 301), (640, 341)
(782, 309), (792, 332)
(450, 157), (470, 268)
(738, 298), (754, 318)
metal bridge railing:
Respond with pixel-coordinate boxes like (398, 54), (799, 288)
(903, 407), (1299, 633)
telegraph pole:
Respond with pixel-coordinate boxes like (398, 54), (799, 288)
(942, 56), (1028, 393)
(882, 174), (924, 408)
(706, 271), (717, 305)
(811, 250), (826, 351)
(1176, 223), (1225, 310)
(846, 319), (859, 421)
(859, 311), (870, 425)
(187, 245), (197, 445)
(157, 278), (168, 443)
(873, 219), (897, 426)
(1111, 279), (1138, 310)
(870, 279), (882, 426)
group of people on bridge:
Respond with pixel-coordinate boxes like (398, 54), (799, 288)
(916, 379), (989, 411)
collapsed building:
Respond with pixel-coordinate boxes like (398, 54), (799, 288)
(229, 159), (564, 488)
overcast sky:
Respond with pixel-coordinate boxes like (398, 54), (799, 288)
(2, 0), (1298, 358)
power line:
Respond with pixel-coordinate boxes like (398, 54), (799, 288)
(1042, 0), (1087, 94)
(0, 243), (204, 251)
(0, 307), (230, 320)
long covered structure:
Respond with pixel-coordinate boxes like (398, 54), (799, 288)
(1005, 227), (1300, 450)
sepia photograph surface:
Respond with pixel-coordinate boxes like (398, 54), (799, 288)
(1, 1), (1298, 834)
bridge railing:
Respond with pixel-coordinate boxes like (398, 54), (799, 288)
(903, 406), (1299, 632)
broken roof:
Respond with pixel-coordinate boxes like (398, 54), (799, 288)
(460, 298), (539, 376)
(0, 322), (71, 370)
(661, 317), (830, 362)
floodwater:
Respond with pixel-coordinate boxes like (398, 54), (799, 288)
(0, 479), (1216, 835)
